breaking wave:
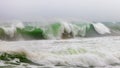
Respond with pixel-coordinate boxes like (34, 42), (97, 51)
(0, 21), (118, 40)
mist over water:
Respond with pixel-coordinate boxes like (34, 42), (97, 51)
(0, 20), (115, 41)
(1, 36), (120, 68)
(1, 0), (120, 68)
(0, 20), (120, 68)
(0, 0), (120, 21)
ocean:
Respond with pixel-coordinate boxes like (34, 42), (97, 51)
(0, 21), (120, 68)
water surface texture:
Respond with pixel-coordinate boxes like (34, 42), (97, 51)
(0, 21), (120, 68)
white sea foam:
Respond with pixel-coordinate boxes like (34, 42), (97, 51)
(0, 21), (24, 38)
(13, 22), (24, 29)
(93, 23), (111, 34)
(61, 21), (72, 34)
(0, 21), (112, 40)
(1, 26), (16, 38)
(0, 36), (120, 68)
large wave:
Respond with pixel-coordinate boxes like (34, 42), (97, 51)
(0, 21), (113, 40)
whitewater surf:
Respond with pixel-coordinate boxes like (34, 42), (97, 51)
(0, 21), (120, 68)
(0, 21), (111, 40)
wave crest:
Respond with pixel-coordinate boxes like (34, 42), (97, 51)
(0, 21), (111, 40)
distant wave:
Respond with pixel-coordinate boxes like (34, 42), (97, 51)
(0, 21), (118, 41)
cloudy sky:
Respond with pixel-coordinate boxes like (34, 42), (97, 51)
(0, 0), (120, 22)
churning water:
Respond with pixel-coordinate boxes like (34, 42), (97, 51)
(0, 21), (120, 68)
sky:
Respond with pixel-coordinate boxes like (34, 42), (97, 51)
(0, 0), (120, 22)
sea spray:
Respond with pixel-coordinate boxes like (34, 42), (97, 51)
(0, 21), (112, 40)
(1, 36), (120, 67)
(43, 22), (63, 39)
(93, 23), (111, 34)
(1, 26), (16, 38)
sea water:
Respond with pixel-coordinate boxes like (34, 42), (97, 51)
(0, 36), (120, 68)
(0, 21), (120, 68)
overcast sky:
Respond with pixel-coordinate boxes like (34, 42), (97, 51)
(0, 0), (120, 22)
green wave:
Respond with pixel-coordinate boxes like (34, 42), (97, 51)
(44, 22), (62, 39)
(17, 26), (45, 39)
(0, 28), (5, 39)
(0, 22), (110, 40)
